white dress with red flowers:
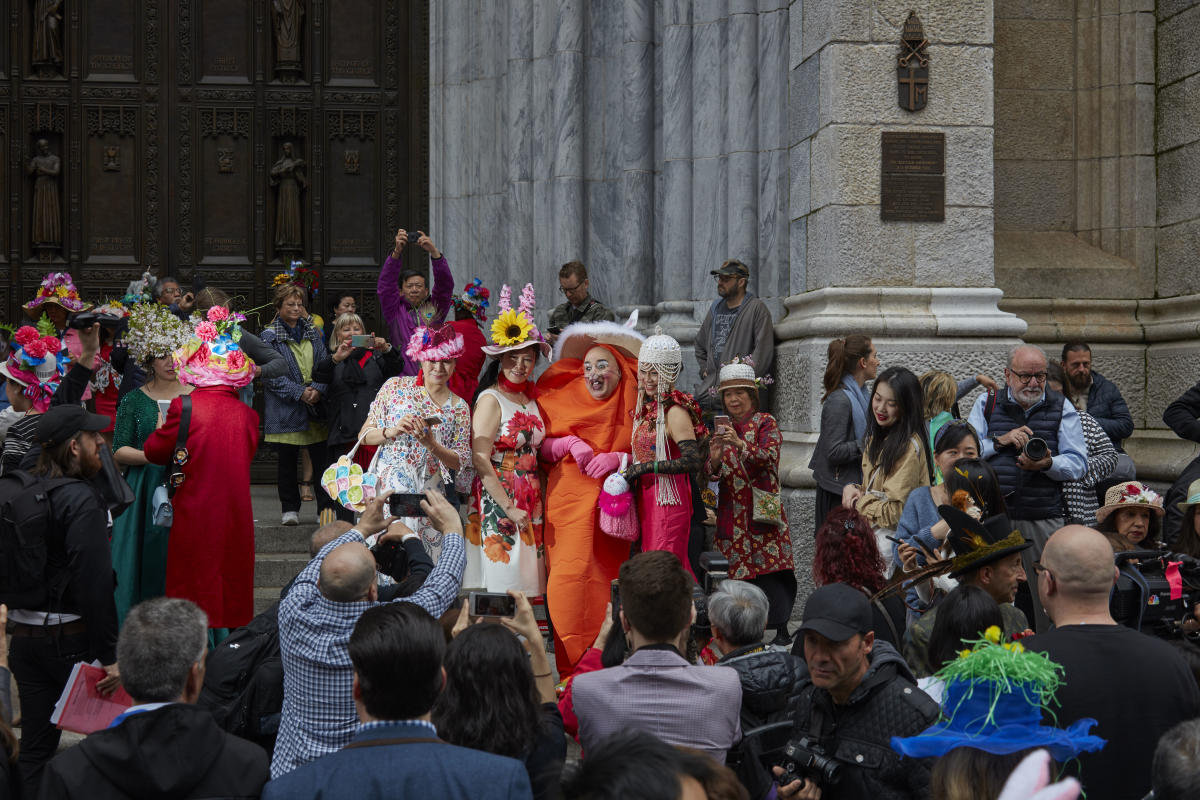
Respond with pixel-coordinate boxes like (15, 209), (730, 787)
(465, 388), (546, 595)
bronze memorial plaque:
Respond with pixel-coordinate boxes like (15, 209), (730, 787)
(880, 131), (945, 222)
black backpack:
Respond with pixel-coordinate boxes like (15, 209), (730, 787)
(197, 601), (284, 756)
(0, 470), (77, 609)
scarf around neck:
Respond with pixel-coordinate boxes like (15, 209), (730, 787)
(842, 373), (869, 441)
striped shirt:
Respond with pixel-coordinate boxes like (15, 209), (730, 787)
(271, 528), (464, 777)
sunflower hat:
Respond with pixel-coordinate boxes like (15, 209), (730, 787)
(482, 283), (551, 359)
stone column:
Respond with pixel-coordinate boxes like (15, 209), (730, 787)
(779, 0), (1023, 561)
(621, 0), (656, 312)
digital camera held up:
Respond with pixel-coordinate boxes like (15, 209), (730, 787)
(778, 736), (843, 790)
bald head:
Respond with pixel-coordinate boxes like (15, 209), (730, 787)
(319, 542), (377, 602)
(310, 521), (353, 557)
(1042, 525), (1118, 597)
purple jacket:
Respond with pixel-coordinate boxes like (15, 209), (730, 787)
(377, 252), (454, 375)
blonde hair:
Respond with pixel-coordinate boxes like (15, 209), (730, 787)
(272, 283), (306, 309)
(920, 370), (957, 419)
(331, 313), (365, 345)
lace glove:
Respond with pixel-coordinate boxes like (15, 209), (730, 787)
(623, 439), (704, 481)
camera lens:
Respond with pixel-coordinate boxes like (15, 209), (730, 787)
(1023, 437), (1048, 461)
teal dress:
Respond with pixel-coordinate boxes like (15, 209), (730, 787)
(110, 388), (172, 626)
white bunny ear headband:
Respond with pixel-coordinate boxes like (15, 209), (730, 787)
(997, 750), (1081, 800)
(482, 282), (552, 358)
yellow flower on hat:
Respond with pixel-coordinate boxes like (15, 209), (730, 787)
(984, 625), (1002, 644)
(491, 308), (532, 347)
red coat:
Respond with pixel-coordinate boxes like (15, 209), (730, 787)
(144, 386), (260, 628)
(448, 317), (487, 404)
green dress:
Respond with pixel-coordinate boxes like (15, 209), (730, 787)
(110, 388), (171, 626)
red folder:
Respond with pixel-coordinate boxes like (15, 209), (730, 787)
(50, 662), (134, 734)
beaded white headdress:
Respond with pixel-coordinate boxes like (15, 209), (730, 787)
(635, 327), (684, 505)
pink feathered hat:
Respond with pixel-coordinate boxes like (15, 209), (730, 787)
(406, 324), (465, 362)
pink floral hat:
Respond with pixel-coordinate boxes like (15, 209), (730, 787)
(173, 306), (257, 388)
(23, 272), (92, 314)
(0, 326), (68, 412)
(482, 283), (551, 359)
(406, 323), (465, 362)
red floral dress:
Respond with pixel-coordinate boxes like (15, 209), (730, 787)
(465, 388), (546, 595)
(707, 412), (793, 579)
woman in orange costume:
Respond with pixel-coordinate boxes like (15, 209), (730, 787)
(536, 319), (644, 676)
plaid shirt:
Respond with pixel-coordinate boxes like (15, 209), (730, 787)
(270, 528), (465, 778)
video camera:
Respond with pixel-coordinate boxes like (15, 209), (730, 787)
(778, 736), (844, 790)
(699, 551), (729, 595)
(67, 311), (126, 332)
(1111, 550), (1200, 639)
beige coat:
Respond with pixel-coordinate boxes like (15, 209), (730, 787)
(856, 434), (931, 530)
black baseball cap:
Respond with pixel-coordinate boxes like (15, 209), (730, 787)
(36, 405), (111, 447)
(798, 583), (873, 642)
(710, 259), (750, 278)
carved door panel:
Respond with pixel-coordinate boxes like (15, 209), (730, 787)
(2, 0), (427, 334)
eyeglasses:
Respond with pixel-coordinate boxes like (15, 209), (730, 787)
(1032, 561), (1054, 580)
(559, 283), (584, 295)
(1007, 369), (1048, 385)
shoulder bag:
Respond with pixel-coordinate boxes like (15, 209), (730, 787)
(151, 396), (192, 528)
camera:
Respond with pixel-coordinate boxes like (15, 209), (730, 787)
(67, 311), (126, 331)
(1111, 550), (1200, 639)
(778, 737), (843, 789)
(699, 551), (729, 595)
(406, 230), (420, 244)
(1022, 437), (1049, 461)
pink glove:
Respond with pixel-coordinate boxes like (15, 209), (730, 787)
(584, 452), (625, 480)
(569, 439), (594, 470)
(540, 435), (582, 463)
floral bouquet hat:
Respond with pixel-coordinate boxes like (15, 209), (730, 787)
(23, 271), (92, 314)
(0, 327), (68, 412)
(124, 302), (194, 364)
(1095, 481), (1164, 525)
(173, 306), (257, 388)
(453, 278), (491, 322)
(483, 283), (551, 358)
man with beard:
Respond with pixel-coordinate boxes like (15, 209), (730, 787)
(968, 344), (1087, 632)
(536, 318), (644, 676)
(6, 405), (120, 795)
(694, 259), (774, 413)
(1060, 342), (1134, 451)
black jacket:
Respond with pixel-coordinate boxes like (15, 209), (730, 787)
(38, 703), (269, 800)
(1084, 371), (1133, 450)
(808, 388), (864, 495)
(787, 641), (938, 800)
(311, 347), (403, 446)
(718, 644), (806, 729)
(41, 479), (119, 665)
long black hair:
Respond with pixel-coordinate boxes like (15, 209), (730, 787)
(431, 623), (541, 758)
(927, 584), (1004, 671)
(865, 366), (933, 484)
(471, 359), (503, 408)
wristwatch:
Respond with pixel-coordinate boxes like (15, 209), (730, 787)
(991, 434), (1004, 449)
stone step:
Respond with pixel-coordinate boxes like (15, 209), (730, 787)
(254, 552), (309, 589)
(255, 524), (314, 555)
(254, 587), (282, 616)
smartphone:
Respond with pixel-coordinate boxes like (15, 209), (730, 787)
(469, 591), (516, 618)
(156, 399), (172, 419)
(388, 493), (426, 518)
(547, 325), (563, 335)
(350, 334), (374, 348)
(713, 415), (731, 430)
(610, 579), (621, 623)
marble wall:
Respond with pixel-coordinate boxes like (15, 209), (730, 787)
(429, 0), (791, 338)
(1157, 1), (1200, 297)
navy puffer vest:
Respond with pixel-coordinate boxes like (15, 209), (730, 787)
(985, 389), (1066, 521)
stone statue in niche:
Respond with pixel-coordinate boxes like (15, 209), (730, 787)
(33, 0), (64, 77)
(103, 144), (120, 171)
(28, 139), (61, 257)
(343, 149), (359, 174)
(271, 0), (304, 83)
(217, 148), (234, 173)
(270, 142), (306, 252)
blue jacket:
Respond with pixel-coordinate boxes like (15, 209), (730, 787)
(262, 720), (533, 800)
(1085, 370), (1133, 451)
(260, 317), (330, 434)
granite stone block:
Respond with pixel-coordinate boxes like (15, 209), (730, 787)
(1156, 219), (1200, 298)
(994, 159), (1074, 231)
(914, 207), (994, 288)
(1157, 4), (1200, 88)
(801, 0), (870, 62)
(1157, 141), (1200, 227)
(994, 90), (1074, 160)
(806, 205), (917, 289)
(1158, 73), (1200, 153)
(994, 19), (1073, 91)
(789, 140), (811, 219)
(945, 126), (995, 208)
(870, 0), (993, 45)
(790, 217), (807, 295)
(789, 55), (820, 145)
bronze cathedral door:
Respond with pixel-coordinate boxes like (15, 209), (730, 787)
(3, 0), (427, 327)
